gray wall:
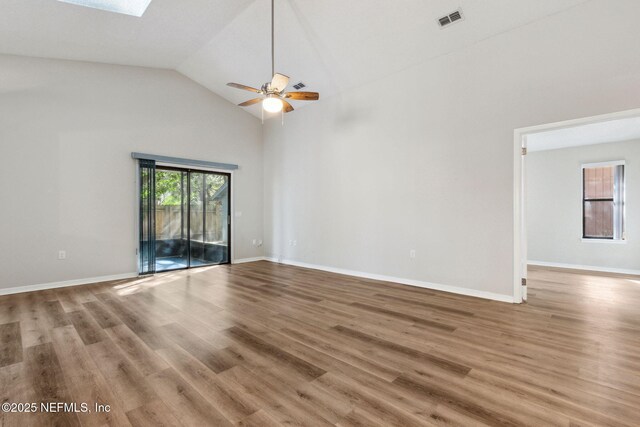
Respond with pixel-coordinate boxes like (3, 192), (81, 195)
(4, 0), (640, 298)
(263, 0), (640, 299)
(0, 55), (263, 289)
(527, 140), (640, 272)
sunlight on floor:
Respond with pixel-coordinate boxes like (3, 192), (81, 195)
(112, 265), (221, 296)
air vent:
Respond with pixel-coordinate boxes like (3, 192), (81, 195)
(293, 82), (306, 90)
(438, 9), (463, 28)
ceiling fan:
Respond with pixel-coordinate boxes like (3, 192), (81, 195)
(227, 0), (319, 115)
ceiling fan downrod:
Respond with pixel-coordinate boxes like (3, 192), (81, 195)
(271, 0), (275, 79)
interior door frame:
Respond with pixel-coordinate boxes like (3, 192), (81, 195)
(137, 162), (234, 272)
(512, 107), (640, 303)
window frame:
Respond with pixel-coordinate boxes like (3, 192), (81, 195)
(581, 160), (625, 241)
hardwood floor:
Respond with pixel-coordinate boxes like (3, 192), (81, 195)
(1, 261), (639, 426)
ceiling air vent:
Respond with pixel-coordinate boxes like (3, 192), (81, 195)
(293, 82), (306, 90)
(438, 9), (463, 28)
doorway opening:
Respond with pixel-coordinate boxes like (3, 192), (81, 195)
(514, 108), (640, 303)
(139, 165), (231, 274)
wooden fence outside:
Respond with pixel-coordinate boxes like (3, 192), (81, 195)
(155, 205), (225, 242)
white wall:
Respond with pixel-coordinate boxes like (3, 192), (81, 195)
(263, 0), (640, 300)
(527, 140), (640, 273)
(0, 54), (263, 290)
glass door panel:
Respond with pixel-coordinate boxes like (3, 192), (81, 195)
(203, 173), (230, 264)
(155, 169), (188, 272)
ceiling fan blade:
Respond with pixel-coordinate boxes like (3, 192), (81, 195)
(238, 98), (264, 107)
(271, 73), (289, 92)
(282, 100), (294, 113)
(227, 82), (262, 93)
(285, 91), (320, 101)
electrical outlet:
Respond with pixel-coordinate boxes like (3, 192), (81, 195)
(292, 240), (297, 247)
(58, 250), (66, 260)
(409, 249), (416, 259)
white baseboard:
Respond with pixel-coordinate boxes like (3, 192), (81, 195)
(232, 256), (268, 264)
(263, 257), (514, 303)
(528, 260), (640, 276)
(0, 257), (517, 303)
(0, 272), (138, 297)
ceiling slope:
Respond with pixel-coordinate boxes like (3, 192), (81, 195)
(177, 0), (589, 116)
(0, 0), (255, 68)
(0, 0), (589, 117)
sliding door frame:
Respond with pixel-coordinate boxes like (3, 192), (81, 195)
(137, 163), (234, 273)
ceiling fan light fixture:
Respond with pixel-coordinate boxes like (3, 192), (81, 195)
(263, 96), (283, 113)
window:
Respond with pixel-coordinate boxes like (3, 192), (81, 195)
(582, 162), (625, 240)
(57, 0), (153, 17)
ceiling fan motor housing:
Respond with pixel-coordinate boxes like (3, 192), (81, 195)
(263, 82), (279, 95)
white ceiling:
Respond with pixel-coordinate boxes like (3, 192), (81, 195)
(0, 0), (255, 68)
(528, 116), (640, 152)
(0, 0), (589, 117)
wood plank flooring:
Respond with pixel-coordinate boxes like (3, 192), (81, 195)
(1, 261), (639, 426)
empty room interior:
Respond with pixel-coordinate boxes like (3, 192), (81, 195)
(1, 0), (640, 426)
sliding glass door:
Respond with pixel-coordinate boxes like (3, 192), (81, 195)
(140, 166), (230, 273)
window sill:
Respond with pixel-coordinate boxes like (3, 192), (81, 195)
(581, 238), (627, 244)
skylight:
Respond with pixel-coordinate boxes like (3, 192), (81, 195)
(57, 0), (153, 17)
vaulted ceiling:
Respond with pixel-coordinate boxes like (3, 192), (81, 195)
(0, 0), (589, 117)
